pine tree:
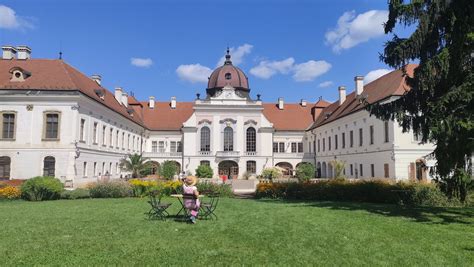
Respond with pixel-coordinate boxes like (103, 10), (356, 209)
(367, 0), (474, 201)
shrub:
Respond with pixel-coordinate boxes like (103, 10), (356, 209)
(330, 160), (346, 179)
(60, 188), (91, 200)
(197, 181), (233, 198)
(21, 176), (64, 201)
(88, 180), (132, 198)
(129, 179), (158, 197)
(0, 186), (21, 200)
(255, 179), (454, 207)
(160, 161), (178, 180)
(195, 165), (213, 178)
(261, 168), (282, 179)
(296, 163), (315, 181)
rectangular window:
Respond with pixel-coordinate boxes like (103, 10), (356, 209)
(359, 128), (363, 146)
(102, 126), (106, 145)
(279, 142), (285, 153)
(116, 162), (119, 175)
(93, 162), (97, 176)
(291, 142), (297, 153)
(317, 139), (320, 152)
(170, 141), (177, 152)
(45, 113), (59, 139)
(384, 163), (389, 178)
(200, 160), (210, 166)
(349, 131), (354, 147)
(335, 135), (338, 150)
(246, 161), (256, 174)
(79, 119), (85, 142)
(323, 138), (326, 151)
(298, 142), (303, 153)
(102, 162), (105, 176)
(83, 162), (87, 177)
(313, 141), (316, 154)
(158, 141), (165, 153)
(116, 130), (119, 148)
(273, 142), (278, 153)
(109, 128), (113, 147)
(370, 125), (374, 145)
(359, 164), (363, 177)
(93, 122), (98, 144)
(350, 164), (353, 176)
(127, 134), (131, 150)
(2, 113), (15, 139)
(121, 132), (125, 149)
(342, 132), (346, 148)
(384, 121), (389, 142)
(309, 142), (312, 153)
(109, 162), (112, 175)
(328, 136), (332, 151)
(152, 141), (157, 152)
(177, 141), (182, 152)
(371, 164), (375, 177)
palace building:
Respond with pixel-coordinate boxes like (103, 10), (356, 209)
(0, 46), (436, 187)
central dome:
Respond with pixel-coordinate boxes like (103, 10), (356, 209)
(207, 50), (249, 90)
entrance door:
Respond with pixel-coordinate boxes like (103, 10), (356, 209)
(218, 161), (239, 179)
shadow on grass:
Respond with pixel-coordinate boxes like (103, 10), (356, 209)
(255, 199), (474, 225)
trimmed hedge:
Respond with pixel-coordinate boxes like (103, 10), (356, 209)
(256, 179), (454, 206)
(197, 182), (234, 198)
(20, 176), (64, 201)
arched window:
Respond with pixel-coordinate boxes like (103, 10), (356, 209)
(246, 127), (256, 152)
(224, 127), (233, 151)
(43, 156), (55, 177)
(0, 156), (11, 180)
(225, 73), (232, 80)
(200, 127), (210, 151)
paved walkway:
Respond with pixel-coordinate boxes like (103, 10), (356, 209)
(227, 179), (259, 198)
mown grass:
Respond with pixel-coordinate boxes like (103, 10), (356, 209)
(0, 197), (473, 266)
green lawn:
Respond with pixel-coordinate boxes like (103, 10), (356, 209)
(0, 198), (473, 266)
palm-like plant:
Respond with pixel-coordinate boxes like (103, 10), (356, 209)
(120, 154), (150, 178)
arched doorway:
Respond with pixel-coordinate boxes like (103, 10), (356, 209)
(328, 162), (333, 178)
(415, 159), (427, 181)
(148, 161), (160, 175)
(322, 162), (327, 178)
(218, 160), (239, 179)
(171, 161), (181, 173)
(276, 162), (293, 177)
(0, 156), (11, 180)
(316, 162), (321, 178)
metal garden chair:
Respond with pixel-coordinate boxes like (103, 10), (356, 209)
(146, 191), (171, 221)
(199, 192), (220, 220)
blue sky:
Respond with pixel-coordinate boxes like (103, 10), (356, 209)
(0, 0), (412, 103)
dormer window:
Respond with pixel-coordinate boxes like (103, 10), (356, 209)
(94, 89), (106, 100)
(9, 67), (31, 82)
(225, 73), (232, 80)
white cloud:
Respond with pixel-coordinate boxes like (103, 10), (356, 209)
(318, 81), (334, 88)
(292, 60), (332, 82)
(130, 58), (153, 68)
(217, 44), (253, 66)
(0, 5), (33, 30)
(176, 64), (212, 83)
(249, 57), (295, 79)
(364, 68), (391, 84)
(325, 10), (388, 53)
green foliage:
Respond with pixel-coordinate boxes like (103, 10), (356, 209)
(195, 164), (214, 178)
(330, 160), (346, 179)
(61, 188), (91, 200)
(88, 180), (132, 198)
(256, 180), (458, 207)
(160, 161), (178, 180)
(20, 176), (64, 201)
(295, 162), (315, 181)
(196, 182), (234, 198)
(120, 154), (151, 178)
(367, 0), (474, 202)
(261, 168), (282, 179)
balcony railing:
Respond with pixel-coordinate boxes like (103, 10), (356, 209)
(216, 151), (240, 157)
(274, 152), (314, 158)
(198, 151), (212, 156)
(243, 151), (257, 156)
(143, 152), (182, 158)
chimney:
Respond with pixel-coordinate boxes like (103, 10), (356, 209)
(338, 86), (346, 105)
(16, 45), (31, 60)
(149, 96), (155, 109)
(170, 96), (176, 109)
(278, 97), (284, 110)
(355, 76), (364, 96)
(114, 87), (123, 105)
(300, 99), (307, 107)
(122, 91), (128, 107)
(2, 46), (17, 60)
(91, 74), (102, 85)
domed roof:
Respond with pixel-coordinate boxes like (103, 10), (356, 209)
(207, 49), (249, 90)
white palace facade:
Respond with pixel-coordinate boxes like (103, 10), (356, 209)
(0, 46), (436, 187)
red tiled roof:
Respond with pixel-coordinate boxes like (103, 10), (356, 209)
(308, 64), (417, 130)
(262, 103), (314, 131)
(139, 101), (194, 131)
(0, 59), (145, 127)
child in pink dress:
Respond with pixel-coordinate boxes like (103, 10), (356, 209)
(183, 176), (200, 224)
